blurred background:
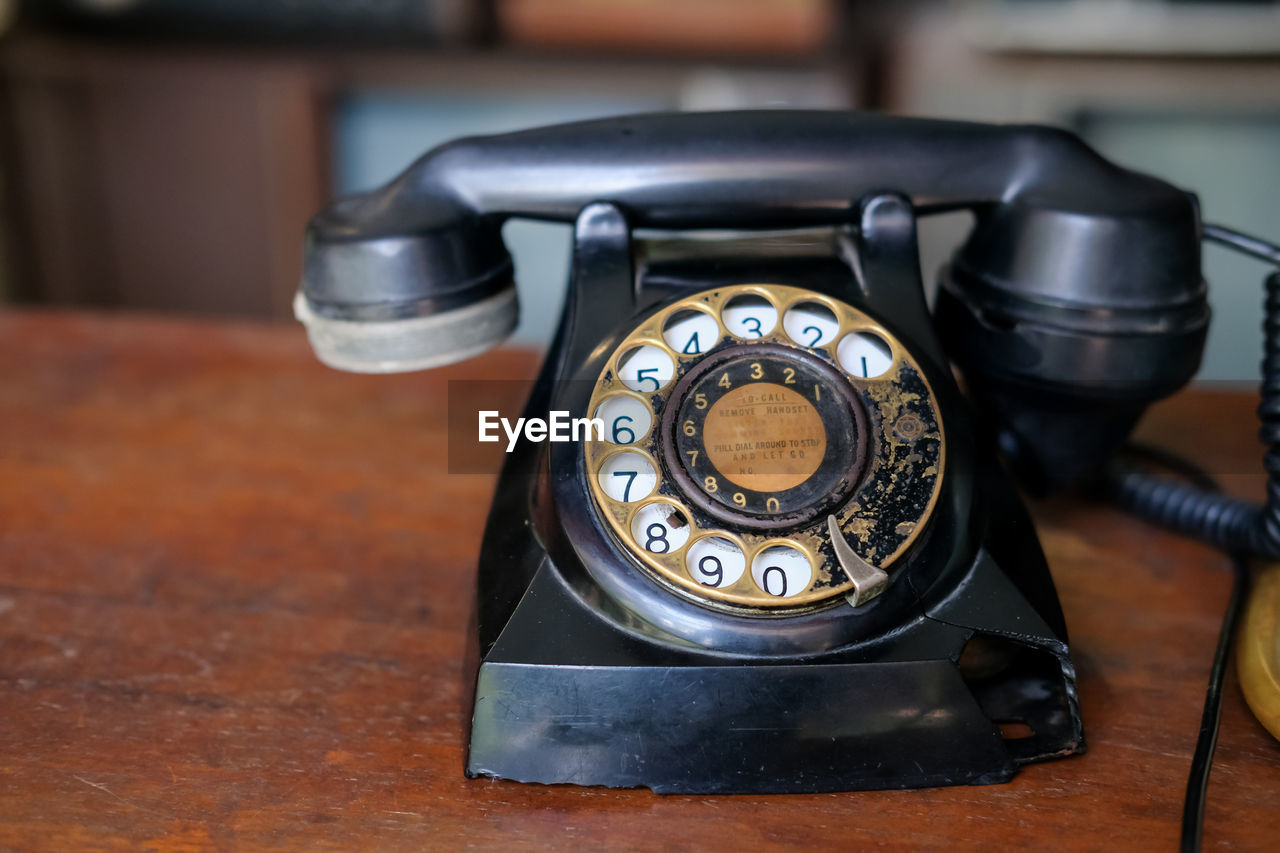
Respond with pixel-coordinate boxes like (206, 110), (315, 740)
(0, 0), (1276, 380)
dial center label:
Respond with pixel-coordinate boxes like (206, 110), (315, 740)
(702, 381), (826, 492)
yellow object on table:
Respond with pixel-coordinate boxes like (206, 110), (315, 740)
(1240, 564), (1280, 741)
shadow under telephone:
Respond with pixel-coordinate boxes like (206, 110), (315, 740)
(293, 112), (1280, 807)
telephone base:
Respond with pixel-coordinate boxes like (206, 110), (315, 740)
(462, 196), (1085, 793)
(468, 660), (1016, 794)
(465, 546), (1083, 794)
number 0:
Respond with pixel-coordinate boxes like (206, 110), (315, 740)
(762, 566), (788, 597)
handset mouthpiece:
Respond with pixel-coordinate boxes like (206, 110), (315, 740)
(294, 287), (518, 374)
(297, 185), (517, 373)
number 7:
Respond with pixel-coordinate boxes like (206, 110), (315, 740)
(612, 470), (638, 501)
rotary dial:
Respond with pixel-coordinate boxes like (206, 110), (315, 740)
(584, 284), (944, 611)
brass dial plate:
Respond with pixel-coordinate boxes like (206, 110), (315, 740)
(584, 284), (945, 611)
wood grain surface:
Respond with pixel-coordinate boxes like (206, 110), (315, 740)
(1, 310), (1278, 851)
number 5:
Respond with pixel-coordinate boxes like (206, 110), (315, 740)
(635, 368), (660, 391)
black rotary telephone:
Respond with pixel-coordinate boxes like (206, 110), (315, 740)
(295, 112), (1280, 799)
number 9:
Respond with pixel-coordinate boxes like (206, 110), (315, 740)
(696, 554), (724, 587)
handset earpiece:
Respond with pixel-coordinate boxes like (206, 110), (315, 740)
(933, 196), (1209, 495)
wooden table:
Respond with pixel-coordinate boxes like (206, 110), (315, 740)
(2, 310), (1277, 850)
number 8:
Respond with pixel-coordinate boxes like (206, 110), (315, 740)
(645, 523), (670, 554)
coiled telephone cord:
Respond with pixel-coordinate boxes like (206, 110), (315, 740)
(1104, 224), (1280, 853)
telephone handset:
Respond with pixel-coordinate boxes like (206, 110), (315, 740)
(296, 112), (1212, 793)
